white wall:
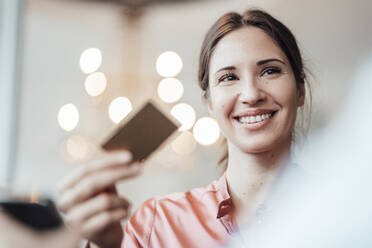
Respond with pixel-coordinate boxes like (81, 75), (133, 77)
(0, 0), (23, 189)
(11, 0), (372, 214)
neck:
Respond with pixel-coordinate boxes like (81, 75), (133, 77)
(225, 140), (292, 224)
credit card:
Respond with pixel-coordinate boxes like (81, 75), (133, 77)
(102, 101), (180, 161)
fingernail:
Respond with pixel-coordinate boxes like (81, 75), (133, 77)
(119, 151), (132, 161)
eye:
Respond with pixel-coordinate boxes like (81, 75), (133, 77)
(261, 67), (282, 77)
(218, 72), (238, 83)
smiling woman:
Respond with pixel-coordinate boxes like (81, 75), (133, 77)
(200, 9), (311, 167)
(121, 9), (311, 247)
(58, 8), (312, 248)
(208, 26), (304, 154)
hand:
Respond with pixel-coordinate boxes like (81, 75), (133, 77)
(0, 211), (78, 248)
(58, 151), (141, 248)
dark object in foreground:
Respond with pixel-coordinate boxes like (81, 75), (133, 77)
(0, 199), (63, 231)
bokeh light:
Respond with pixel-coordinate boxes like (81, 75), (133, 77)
(156, 51), (183, 77)
(171, 103), (196, 131)
(80, 48), (102, 74)
(193, 117), (220, 145)
(84, 72), (107, 97)
(66, 135), (89, 161)
(171, 131), (197, 155)
(29, 185), (38, 203)
(157, 78), (184, 103)
(109, 97), (132, 124)
(58, 103), (79, 131)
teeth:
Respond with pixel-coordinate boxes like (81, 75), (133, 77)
(238, 113), (273, 124)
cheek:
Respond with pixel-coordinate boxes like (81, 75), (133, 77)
(270, 78), (299, 109)
(210, 88), (237, 118)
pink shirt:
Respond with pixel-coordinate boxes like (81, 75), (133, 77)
(122, 173), (237, 247)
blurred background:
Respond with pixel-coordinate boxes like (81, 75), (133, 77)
(0, 0), (371, 218)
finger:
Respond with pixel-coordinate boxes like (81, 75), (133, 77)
(0, 211), (35, 247)
(0, 210), (27, 231)
(59, 164), (141, 212)
(58, 151), (133, 193)
(0, 211), (79, 248)
(65, 193), (130, 225)
(81, 208), (127, 237)
(41, 226), (80, 248)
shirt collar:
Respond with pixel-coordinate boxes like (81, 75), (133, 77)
(214, 172), (233, 219)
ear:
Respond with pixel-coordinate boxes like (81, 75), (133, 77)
(297, 83), (306, 107)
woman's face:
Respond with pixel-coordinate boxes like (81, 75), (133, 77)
(208, 26), (304, 154)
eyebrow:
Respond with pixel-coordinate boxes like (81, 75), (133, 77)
(257, 58), (286, 66)
(214, 66), (236, 76)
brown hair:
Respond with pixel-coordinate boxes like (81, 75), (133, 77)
(197, 9), (312, 167)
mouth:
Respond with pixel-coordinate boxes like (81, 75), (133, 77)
(233, 110), (277, 124)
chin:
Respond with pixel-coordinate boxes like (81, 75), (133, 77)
(233, 136), (289, 155)
(239, 143), (275, 154)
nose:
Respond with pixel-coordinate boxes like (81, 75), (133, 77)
(237, 76), (266, 105)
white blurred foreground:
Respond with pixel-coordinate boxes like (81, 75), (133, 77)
(231, 53), (372, 248)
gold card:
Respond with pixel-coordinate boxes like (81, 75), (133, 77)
(102, 101), (180, 161)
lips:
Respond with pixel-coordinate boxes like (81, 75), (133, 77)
(233, 109), (277, 119)
(232, 110), (277, 129)
(237, 112), (273, 123)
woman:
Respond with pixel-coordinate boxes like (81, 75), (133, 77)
(58, 9), (310, 248)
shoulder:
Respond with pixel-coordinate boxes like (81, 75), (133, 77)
(124, 176), (218, 227)
(152, 175), (223, 212)
(123, 192), (202, 247)
(131, 181), (217, 220)
(123, 176), (225, 247)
